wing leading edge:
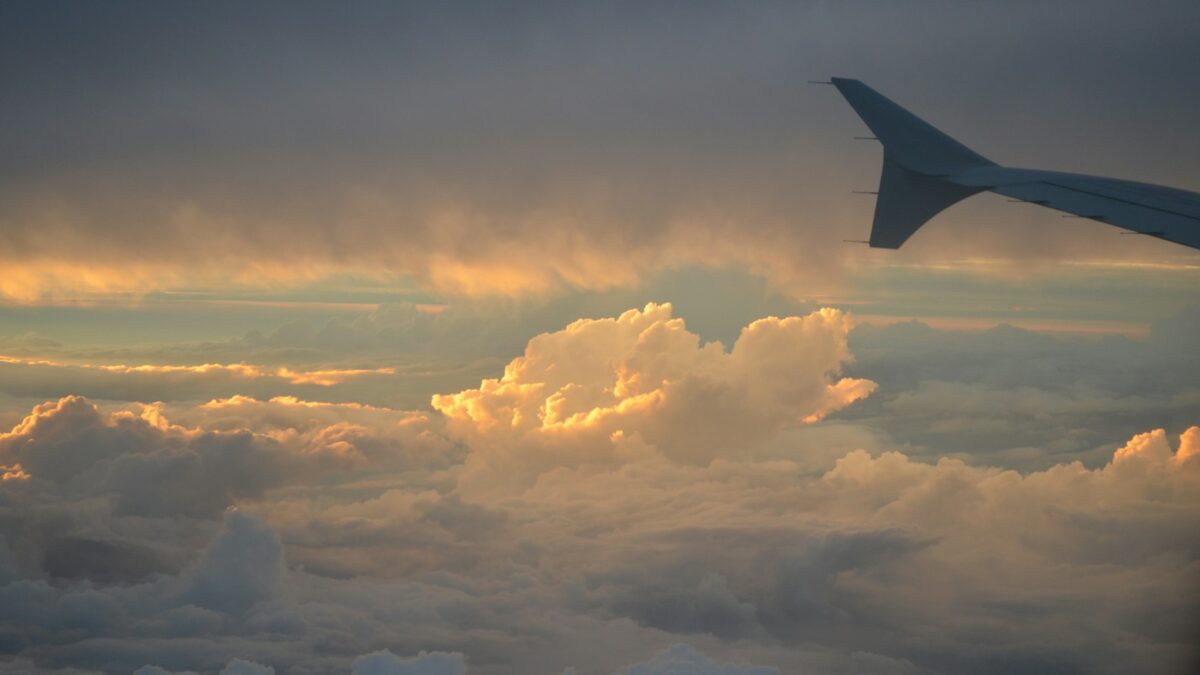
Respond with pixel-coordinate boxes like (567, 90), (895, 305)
(830, 77), (1200, 251)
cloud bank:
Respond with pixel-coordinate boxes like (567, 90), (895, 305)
(3, 2), (1198, 302)
(0, 304), (1197, 673)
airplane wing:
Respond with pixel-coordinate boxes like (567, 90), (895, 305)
(829, 77), (1200, 251)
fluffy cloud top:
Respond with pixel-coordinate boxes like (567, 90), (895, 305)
(0, 395), (444, 498)
(0, 395), (449, 585)
(614, 644), (778, 675)
(220, 660), (275, 675)
(350, 650), (466, 675)
(434, 303), (873, 488)
(177, 510), (286, 615)
(0, 304), (1197, 674)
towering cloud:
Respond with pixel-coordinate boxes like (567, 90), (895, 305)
(434, 304), (874, 489)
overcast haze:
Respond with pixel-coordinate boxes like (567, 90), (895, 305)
(1, 2), (1198, 674)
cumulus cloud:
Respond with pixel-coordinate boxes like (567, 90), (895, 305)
(176, 511), (286, 615)
(434, 303), (873, 489)
(220, 660), (275, 675)
(0, 395), (443, 498)
(515, 426), (1197, 673)
(614, 644), (778, 675)
(350, 650), (466, 675)
(0, 396), (294, 521)
(0, 304), (1198, 674)
(2, 406), (1198, 673)
(0, 395), (448, 586)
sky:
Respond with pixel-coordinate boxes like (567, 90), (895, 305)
(0, 1), (1198, 674)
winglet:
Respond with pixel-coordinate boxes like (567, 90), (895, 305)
(868, 158), (985, 248)
(831, 78), (994, 248)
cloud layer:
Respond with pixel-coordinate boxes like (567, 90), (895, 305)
(0, 304), (1197, 673)
(2, 2), (1197, 302)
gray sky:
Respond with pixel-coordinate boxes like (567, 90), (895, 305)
(2, 1), (1199, 302)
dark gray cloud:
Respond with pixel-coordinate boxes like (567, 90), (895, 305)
(176, 511), (285, 615)
(583, 529), (923, 642)
(350, 650), (465, 675)
(613, 644), (779, 675)
(2, 1), (1197, 301)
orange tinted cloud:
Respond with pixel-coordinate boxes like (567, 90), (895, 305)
(433, 303), (874, 490)
(0, 354), (393, 386)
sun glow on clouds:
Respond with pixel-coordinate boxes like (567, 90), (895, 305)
(0, 300), (1197, 672)
(433, 303), (874, 490)
(0, 259), (403, 305)
(0, 354), (394, 386)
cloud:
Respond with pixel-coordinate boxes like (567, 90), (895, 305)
(0, 396), (296, 520)
(4, 3), (1197, 303)
(220, 660), (275, 675)
(582, 530), (921, 642)
(130, 659), (272, 675)
(434, 303), (873, 489)
(614, 644), (778, 675)
(0, 395), (447, 585)
(512, 425), (1198, 672)
(0, 535), (19, 584)
(0, 305), (1197, 674)
(350, 650), (466, 675)
(176, 511), (285, 615)
(0, 355), (394, 385)
(1, 417), (1198, 673)
(0, 354), (397, 407)
(844, 312), (1200, 469)
(0, 395), (444, 495)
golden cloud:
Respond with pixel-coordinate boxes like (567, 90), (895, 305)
(0, 354), (393, 386)
(433, 303), (874, 491)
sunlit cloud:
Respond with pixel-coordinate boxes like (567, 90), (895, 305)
(0, 353), (394, 389)
(2, 382), (1194, 672)
(0, 463), (28, 481)
(433, 303), (873, 491)
(0, 298), (1198, 672)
